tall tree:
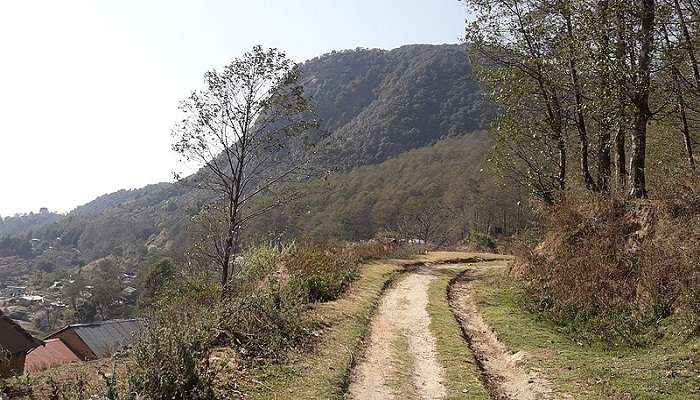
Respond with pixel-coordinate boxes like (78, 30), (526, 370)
(466, 0), (570, 202)
(628, 0), (656, 198)
(173, 46), (320, 289)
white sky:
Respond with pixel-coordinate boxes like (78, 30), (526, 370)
(0, 0), (467, 216)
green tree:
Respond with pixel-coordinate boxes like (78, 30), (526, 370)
(172, 45), (320, 290)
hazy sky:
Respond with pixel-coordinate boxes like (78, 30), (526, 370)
(0, 0), (467, 216)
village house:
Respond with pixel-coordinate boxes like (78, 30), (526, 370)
(42, 319), (145, 361)
(0, 310), (43, 377)
(25, 338), (80, 373)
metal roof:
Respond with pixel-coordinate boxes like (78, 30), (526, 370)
(0, 310), (43, 355)
(25, 339), (80, 373)
(47, 319), (145, 358)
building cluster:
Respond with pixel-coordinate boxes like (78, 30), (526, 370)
(0, 310), (144, 377)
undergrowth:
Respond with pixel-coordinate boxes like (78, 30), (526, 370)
(515, 176), (700, 344)
(5, 241), (417, 399)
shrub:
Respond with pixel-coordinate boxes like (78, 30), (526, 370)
(516, 178), (700, 343)
(283, 241), (359, 303)
(465, 231), (496, 252)
(219, 291), (308, 359)
(127, 277), (220, 400)
(127, 321), (218, 400)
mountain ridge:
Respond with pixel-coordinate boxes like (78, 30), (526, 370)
(1, 43), (493, 267)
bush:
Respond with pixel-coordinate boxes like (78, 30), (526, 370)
(283, 241), (359, 303)
(127, 320), (218, 400)
(516, 178), (700, 343)
(465, 231), (496, 252)
(127, 277), (220, 400)
(121, 239), (399, 397)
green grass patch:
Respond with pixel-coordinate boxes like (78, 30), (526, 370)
(235, 261), (404, 399)
(387, 329), (419, 397)
(427, 270), (490, 400)
(472, 268), (700, 399)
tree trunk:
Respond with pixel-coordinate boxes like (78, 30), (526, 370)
(615, 9), (628, 188)
(674, 0), (700, 88)
(565, 12), (596, 191)
(663, 23), (696, 170)
(678, 94), (696, 169)
(615, 121), (627, 187)
(597, 0), (612, 192)
(629, 0), (656, 198)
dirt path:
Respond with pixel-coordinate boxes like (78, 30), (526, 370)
(346, 267), (447, 400)
(448, 263), (564, 400)
(346, 255), (564, 400)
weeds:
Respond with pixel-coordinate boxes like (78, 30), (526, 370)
(515, 177), (700, 343)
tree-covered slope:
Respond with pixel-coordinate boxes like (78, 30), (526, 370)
(303, 44), (491, 167)
(3, 44), (494, 270)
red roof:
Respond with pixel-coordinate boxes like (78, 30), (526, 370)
(25, 339), (80, 373)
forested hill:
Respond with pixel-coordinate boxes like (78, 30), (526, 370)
(1, 44), (493, 270)
(302, 44), (491, 167)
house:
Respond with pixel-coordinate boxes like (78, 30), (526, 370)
(44, 319), (145, 360)
(0, 310), (43, 377)
(25, 339), (81, 373)
(16, 295), (44, 306)
(4, 286), (27, 297)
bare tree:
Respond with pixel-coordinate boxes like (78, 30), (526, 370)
(395, 202), (453, 246)
(173, 46), (320, 289)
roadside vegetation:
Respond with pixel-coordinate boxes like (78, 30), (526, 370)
(427, 269), (490, 400)
(2, 241), (417, 399)
(471, 264), (700, 399)
(463, 0), (700, 376)
(515, 179), (700, 344)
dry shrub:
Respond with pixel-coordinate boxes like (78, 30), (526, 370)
(516, 176), (700, 343)
(284, 241), (359, 303)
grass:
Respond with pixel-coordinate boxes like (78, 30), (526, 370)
(387, 329), (419, 397)
(426, 269), (490, 400)
(471, 266), (700, 399)
(2, 357), (128, 399)
(234, 261), (404, 400)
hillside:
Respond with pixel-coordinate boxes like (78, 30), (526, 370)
(301, 44), (492, 167)
(0, 45), (499, 318)
(247, 132), (525, 243)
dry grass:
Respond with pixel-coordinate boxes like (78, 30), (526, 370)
(472, 264), (700, 399)
(232, 261), (404, 399)
(515, 177), (700, 342)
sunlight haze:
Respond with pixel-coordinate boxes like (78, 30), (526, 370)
(0, 0), (466, 216)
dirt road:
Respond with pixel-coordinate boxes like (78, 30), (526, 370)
(345, 255), (561, 400)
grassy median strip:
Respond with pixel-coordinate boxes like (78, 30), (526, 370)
(471, 268), (700, 400)
(387, 329), (419, 398)
(427, 269), (490, 400)
(236, 261), (404, 400)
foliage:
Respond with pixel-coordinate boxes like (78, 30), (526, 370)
(464, 231), (496, 252)
(515, 176), (700, 343)
(464, 0), (699, 199)
(122, 239), (373, 398)
(304, 44), (492, 167)
(172, 45), (321, 287)
(248, 133), (530, 244)
(127, 312), (218, 400)
(137, 257), (178, 309)
(284, 241), (359, 303)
